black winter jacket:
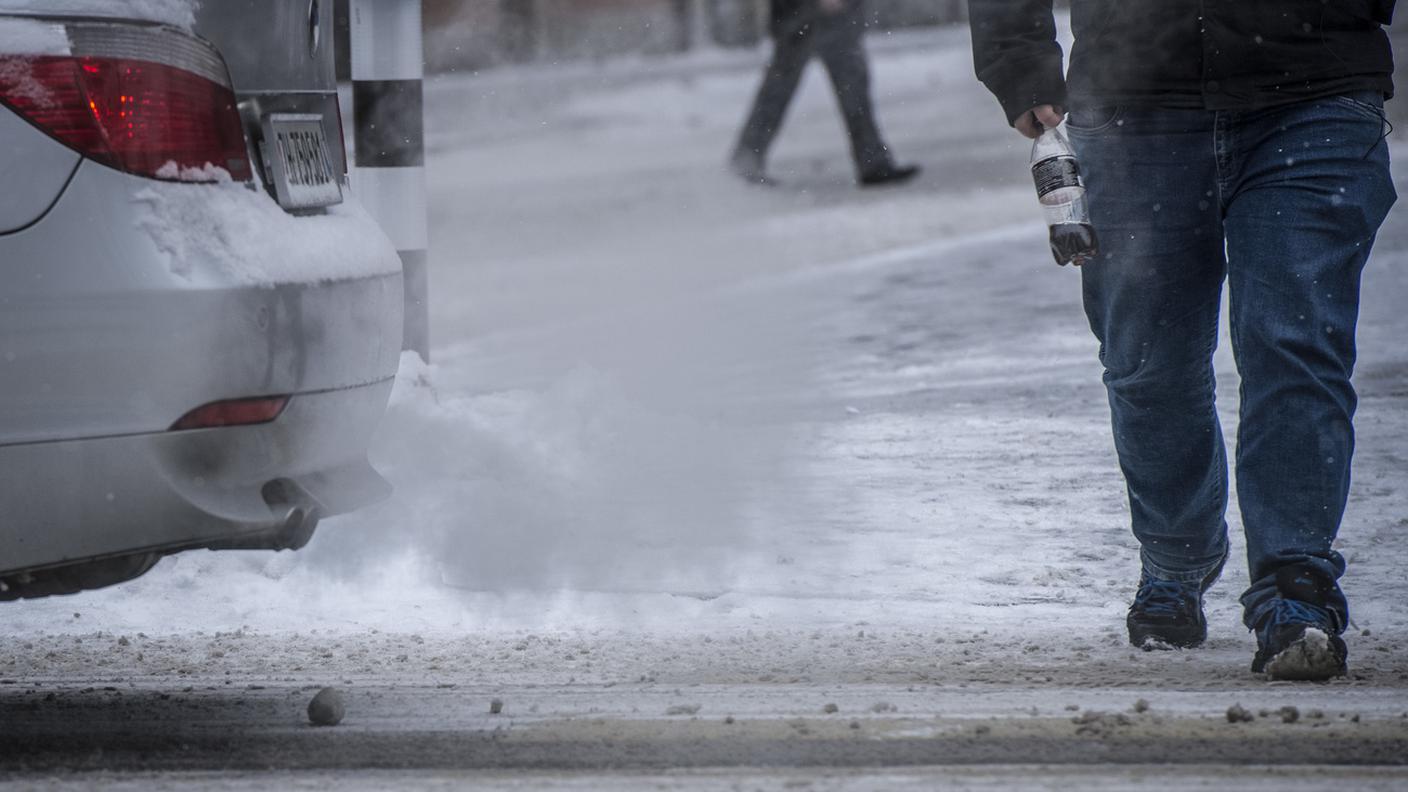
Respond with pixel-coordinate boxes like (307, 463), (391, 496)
(969, 0), (1396, 125)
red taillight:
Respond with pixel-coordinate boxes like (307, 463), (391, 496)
(170, 396), (290, 432)
(0, 28), (250, 183)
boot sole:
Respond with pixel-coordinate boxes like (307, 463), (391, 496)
(1128, 618), (1207, 650)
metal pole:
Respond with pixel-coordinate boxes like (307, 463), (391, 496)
(349, 0), (430, 361)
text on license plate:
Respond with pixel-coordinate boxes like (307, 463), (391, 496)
(262, 113), (342, 210)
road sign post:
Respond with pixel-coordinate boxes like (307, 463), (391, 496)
(340, 0), (430, 360)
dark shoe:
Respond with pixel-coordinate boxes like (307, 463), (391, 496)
(1250, 566), (1347, 680)
(1127, 555), (1225, 650)
(858, 163), (920, 187)
(728, 149), (773, 186)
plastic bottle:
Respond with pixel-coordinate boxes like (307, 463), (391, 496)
(1030, 126), (1099, 266)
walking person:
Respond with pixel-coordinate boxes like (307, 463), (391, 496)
(969, 1), (1396, 680)
(730, 0), (918, 187)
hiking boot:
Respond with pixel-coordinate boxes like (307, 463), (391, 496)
(858, 163), (920, 187)
(1127, 555), (1225, 650)
(1250, 566), (1347, 680)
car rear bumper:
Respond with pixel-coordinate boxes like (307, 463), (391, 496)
(0, 160), (404, 445)
(0, 378), (394, 577)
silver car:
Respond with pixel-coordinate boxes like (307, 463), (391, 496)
(0, 2), (404, 599)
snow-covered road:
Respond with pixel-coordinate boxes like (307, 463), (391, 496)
(3, 24), (1407, 787)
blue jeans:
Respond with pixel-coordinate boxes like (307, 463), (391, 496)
(1066, 93), (1396, 632)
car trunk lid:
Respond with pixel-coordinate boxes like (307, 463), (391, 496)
(191, 0), (346, 210)
(191, 0), (333, 94)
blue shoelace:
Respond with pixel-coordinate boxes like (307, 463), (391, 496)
(1256, 597), (1337, 635)
(1133, 579), (1196, 617)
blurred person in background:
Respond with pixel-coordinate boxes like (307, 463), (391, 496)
(729, 0), (918, 187)
(969, 0), (1396, 681)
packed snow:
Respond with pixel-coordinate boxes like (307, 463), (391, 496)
(0, 17), (69, 55)
(131, 175), (400, 284)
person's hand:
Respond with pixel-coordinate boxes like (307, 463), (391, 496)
(1014, 104), (1065, 139)
(819, 0), (846, 14)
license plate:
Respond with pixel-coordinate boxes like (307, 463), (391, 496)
(261, 114), (342, 210)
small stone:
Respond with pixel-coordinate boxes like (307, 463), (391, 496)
(870, 701), (897, 714)
(117, 637), (130, 647)
(849, 720), (861, 730)
(1361, 629), (1371, 637)
(1351, 714), (1361, 723)
(666, 703), (701, 716)
(974, 724), (991, 736)
(822, 703), (839, 714)
(1279, 705), (1300, 724)
(489, 698), (504, 715)
(307, 687), (345, 727)
(1307, 709), (1325, 720)
(1133, 698), (1150, 714)
(1226, 704), (1254, 723)
(724, 715), (735, 724)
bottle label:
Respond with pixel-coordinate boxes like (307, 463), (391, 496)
(1042, 198), (1087, 226)
(1032, 155), (1084, 198)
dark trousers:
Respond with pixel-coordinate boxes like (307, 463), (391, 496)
(734, 8), (891, 175)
